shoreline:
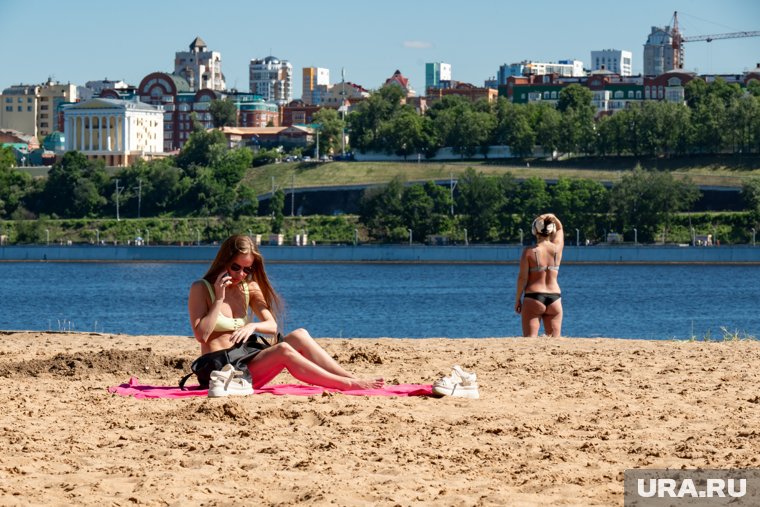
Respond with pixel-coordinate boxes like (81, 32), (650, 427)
(2, 244), (760, 264)
(2, 331), (759, 505)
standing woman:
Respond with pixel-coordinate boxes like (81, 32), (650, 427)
(188, 234), (384, 390)
(514, 214), (564, 337)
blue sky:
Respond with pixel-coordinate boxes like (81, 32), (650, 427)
(1, 0), (759, 97)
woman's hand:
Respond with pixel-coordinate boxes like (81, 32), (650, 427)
(214, 271), (232, 301)
(230, 322), (257, 345)
(514, 301), (522, 314)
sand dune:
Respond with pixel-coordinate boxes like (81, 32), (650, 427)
(1, 331), (759, 506)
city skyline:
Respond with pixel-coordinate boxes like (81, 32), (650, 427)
(1, 0), (759, 99)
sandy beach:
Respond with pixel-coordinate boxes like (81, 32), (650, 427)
(1, 331), (759, 506)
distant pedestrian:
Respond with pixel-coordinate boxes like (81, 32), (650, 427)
(514, 214), (564, 337)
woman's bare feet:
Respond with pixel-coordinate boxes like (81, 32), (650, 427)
(348, 377), (385, 390)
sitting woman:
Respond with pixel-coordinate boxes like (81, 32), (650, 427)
(188, 234), (384, 393)
(514, 213), (564, 337)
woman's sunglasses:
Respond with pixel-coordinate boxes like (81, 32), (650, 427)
(229, 262), (253, 276)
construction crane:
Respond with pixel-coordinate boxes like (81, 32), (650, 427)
(671, 11), (760, 69)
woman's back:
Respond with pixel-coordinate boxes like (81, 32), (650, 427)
(524, 241), (562, 294)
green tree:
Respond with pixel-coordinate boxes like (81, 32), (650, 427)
(456, 168), (502, 242)
(596, 111), (627, 156)
(269, 188), (285, 233)
(609, 166), (700, 243)
(0, 147), (32, 218)
(175, 128), (227, 175)
(347, 85), (405, 152)
(741, 177), (760, 224)
(726, 95), (760, 154)
(531, 103), (562, 156)
(233, 184), (259, 218)
(517, 177), (551, 232)
(378, 106), (429, 159)
(400, 181), (452, 241)
(492, 99), (535, 157)
(39, 151), (109, 218)
(557, 85), (595, 154)
(691, 95), (726, 154)
(312, 108), (345, 156)
(208, 99), (238, 128)
(550, 177), (608, 241)
(359, 177), (404, 241)
(557, 84), (594, 114)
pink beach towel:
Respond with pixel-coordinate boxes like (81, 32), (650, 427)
(109, 377), (433, 399)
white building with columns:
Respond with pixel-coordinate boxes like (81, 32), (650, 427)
(63, 98), (163, 166)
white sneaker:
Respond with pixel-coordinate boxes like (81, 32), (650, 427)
(207, 364), (254, 398)
(432, 365), (480, 399)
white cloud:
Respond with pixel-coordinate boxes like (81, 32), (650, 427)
(403, 40), (433, 49)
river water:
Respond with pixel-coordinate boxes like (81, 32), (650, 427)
(1, 262), (758, 340)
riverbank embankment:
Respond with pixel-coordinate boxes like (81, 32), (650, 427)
(1, 244), (759, 263)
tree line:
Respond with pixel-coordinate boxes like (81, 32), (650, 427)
(2, 80), (760, 244)
(347, 78), (760, 158)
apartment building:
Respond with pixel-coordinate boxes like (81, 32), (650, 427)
(249, 56), (293, 106)
(497, 60), (585, 85)
(174, 37), (226, 91)
(0, 79), (78, 138)
(425, 62), (452, 90)
(124, 72), (217, 151)
(302, 67), (330, 105)
(643, 25), (678, 76)
(319, 82), (370, 110)
(591, 49), (633, 76)
(62, 97), (163, 166)
(224, 92), (279, 128)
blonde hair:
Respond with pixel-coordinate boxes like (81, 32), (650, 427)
(203, 235), (282, 319)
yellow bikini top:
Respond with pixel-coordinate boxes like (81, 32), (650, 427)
(201, 279), (251, 332)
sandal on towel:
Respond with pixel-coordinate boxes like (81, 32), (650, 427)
(432, 365), (479, 399)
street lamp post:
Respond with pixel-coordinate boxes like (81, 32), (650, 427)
(45, 229), (49, 245)
(408, 228), (412, 246)
(575, 228), (580, 246)
(519, 229), (523, 245)
(634, 228), (638, 246)
(95, 229), (99, 245)
(449, 172), (457, 216)
(353, 228), (358, 246)
(752, 228), (756, 246)
(464, 228), (468, 246)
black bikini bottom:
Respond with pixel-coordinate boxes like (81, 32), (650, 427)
(524, 292), (561, 306)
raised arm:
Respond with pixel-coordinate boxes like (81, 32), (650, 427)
(188, 278), (225, 343)
(546, 214), (564, 248)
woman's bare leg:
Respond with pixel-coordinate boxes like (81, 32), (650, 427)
(521, 298), (545, 337)
(247, 342), (383, 390)
(542, 300), (563, 337)
(282, 328), (356, 378)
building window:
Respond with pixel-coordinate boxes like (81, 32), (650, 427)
(17, 106), (22, 111)
(27, 106), (33, 111)
(4, 106), (11, 111)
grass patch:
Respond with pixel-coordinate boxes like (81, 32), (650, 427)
(244, 155), (760, 195)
